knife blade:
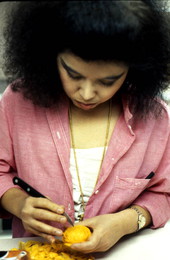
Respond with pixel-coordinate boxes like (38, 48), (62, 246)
(13, 176), (74, 226)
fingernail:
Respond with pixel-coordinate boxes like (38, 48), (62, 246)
(48, 236), (55, 243)
(71, 244), (79, 249)
(60, 217), (66, 222)
(57, 208), (63, 214)
(55, 230), (62, 236)
(50, 237), (55, 243)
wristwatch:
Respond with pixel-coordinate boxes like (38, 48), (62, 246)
(130, 207), (146, 231)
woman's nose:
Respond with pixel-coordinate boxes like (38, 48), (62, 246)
(79, 81), (96, 101)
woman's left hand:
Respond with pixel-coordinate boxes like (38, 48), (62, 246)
(71, 210), (136, 253)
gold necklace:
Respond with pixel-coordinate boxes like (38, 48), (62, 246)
(69, 101), (112, 221)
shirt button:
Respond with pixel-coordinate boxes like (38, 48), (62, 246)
(111, 157), (114, 161)
(68, 203), (71, 210)
(56, 131), (61, 139)
(95, 190), (99, 194)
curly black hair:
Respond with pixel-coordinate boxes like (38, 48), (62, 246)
(2, 1), (170, 117)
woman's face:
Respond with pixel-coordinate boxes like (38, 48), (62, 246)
(57, 52), (128, 111)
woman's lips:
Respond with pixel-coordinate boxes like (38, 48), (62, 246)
(75, 101), (97, 110)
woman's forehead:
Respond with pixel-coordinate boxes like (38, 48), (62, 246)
(58, 52), (128, 69)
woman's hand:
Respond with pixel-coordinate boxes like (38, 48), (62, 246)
(71, 209), (137, 253)
(0, 188), (67, 243)
(19, 196), (67, 242)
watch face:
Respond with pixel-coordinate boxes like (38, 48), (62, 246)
(138, 214), (146, 229)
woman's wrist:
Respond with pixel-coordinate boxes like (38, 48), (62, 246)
(119, 208), (139, 235)
(0, 187), (29, 218)
(119, 205), (152, 236)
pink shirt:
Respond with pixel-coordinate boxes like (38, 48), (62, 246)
(0, 86), (170, 238)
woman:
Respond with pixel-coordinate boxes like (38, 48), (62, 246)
(0, 1), (170, 253)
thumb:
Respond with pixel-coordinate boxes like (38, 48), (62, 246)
(76, 219), (94, 232)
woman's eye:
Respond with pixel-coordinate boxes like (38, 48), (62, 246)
(67, 71), (82, 80)
(99, 80), (115, 86)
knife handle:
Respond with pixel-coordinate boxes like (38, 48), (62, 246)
(13, 176), (46, 198)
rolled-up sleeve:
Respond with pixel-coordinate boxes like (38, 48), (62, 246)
(133, 133), (170, 228)
(0, 88), (18, 217)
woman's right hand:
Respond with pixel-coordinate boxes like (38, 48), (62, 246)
(0, 188), (67, 242)
(19, 196), (67, 242)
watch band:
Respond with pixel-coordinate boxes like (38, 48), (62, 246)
(130, 206), (146, 231)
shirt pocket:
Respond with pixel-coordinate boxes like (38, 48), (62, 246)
(110, 176), (151, 210)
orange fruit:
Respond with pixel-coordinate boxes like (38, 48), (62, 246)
(63, 225), (92, 246)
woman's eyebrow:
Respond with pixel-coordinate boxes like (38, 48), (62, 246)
(60, 58), (125, 80)
(60, 58), (81, 75)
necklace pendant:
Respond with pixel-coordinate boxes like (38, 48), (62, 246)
(77, 212), (84, 221)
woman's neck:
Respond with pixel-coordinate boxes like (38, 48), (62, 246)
(69, 99), (122, 149)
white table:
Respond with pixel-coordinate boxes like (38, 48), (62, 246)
(0, 221), (170, 260)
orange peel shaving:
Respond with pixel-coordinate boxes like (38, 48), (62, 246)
(63, 225), (92, 246)
(17, 239), (95, 260)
